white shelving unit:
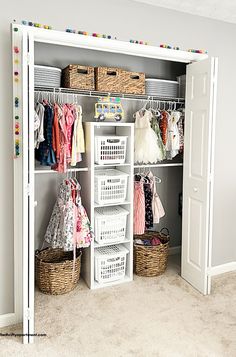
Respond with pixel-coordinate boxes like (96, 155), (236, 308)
(81, 122), (134, 290)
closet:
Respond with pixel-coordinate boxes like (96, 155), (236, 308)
(12, 24), (218, 343)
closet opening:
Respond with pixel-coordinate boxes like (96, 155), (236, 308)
(33, 40), (187, 294)
(34, 42), (186, 287)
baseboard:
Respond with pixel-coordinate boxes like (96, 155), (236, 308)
(210, 261), (236, 276)
(0, 313), (18, 328)
(169, 245), (181, 255)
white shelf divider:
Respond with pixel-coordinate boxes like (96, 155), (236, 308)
(94, 163), (131, 168)
(94, 239), (130, 248)
(94, 201), (131, 208)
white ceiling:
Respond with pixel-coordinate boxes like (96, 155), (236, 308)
(132, 0), (236, 24)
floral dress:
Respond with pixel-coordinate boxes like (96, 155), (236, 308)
(143, 176), (153, 229)
(44, 180), (93, 251)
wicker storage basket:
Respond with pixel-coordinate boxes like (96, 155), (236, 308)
(134, 229), (170, 277)
(36, 248), (82, 295)
(95, 67), (123, 92)
(122, 71), (145, 94)
(95, 67), (145, 94)
(62, 64), (95, 90)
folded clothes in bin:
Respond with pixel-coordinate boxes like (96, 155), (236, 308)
(134, 238), (161, 246)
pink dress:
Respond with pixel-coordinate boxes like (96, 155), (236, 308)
(57, 105), (68, 173)
(133, 180), (145, 235)
(63, 104), (75, 162)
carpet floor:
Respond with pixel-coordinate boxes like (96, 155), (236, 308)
(0, 255), (235, 357)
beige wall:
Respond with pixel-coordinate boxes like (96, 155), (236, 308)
(0, 0), (236, 315)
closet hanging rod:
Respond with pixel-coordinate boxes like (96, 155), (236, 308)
(134, 163), (183, 168)
(34, 87), (185, 104)
(34, 167), (89, 174)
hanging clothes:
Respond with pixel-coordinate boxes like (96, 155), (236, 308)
(143, 176), (153, 229)
(133, 176), (145, 235)
(34, 102), (45, 149)
(147, 171), (165, 224)
(52, 103), (61, 161)
(71, 105), (85, 166)
(133, 171), (165, 233)
(151, 114), (166, 161)
(159, 110), (169, 146)
(35, 99), (85, 172)
(134, 110), (163, 164)
(166, 111), (181, 160)
(35, 103), (56, 166)
(44, 179), (93, 251)
(178, 109), (185, 154)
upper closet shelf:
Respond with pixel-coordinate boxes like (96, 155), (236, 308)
(18, 24), (208, 63)
(34, 87), (185, 103)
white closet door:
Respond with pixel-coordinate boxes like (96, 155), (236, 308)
(181, 57), (218, 295)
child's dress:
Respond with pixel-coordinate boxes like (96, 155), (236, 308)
(133, 176), (145, 235)
(166, 111), (181, 159)
(44, 180), (93, 251)
(147, 171), (165, 224)
(134, 110), (163, 164)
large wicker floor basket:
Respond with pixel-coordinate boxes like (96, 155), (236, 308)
(134, 229), (170, 277)
(36, 248), (82, 295)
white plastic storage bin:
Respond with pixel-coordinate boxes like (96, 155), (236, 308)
(94, 206), (129, 244)
(95, 136), (127, 165)
(95, 245), (129, 283)
(94, 169), (129, 205)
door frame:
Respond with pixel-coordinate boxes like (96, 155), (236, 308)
(11, 25), (29, 340)
(11, 24), (215, 343)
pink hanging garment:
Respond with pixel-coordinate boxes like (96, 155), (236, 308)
(133, 179), (145, 235)
(63, 104), (75, 163)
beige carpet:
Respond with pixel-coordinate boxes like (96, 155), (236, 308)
(0, 255), (235, 357)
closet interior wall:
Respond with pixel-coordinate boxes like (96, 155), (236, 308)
(34, 42), (186, 252)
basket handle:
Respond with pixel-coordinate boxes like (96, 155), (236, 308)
(107, 178), (120, 183)
(106, 70), (118, 76)
(130, 74), (140, 80)
(77, 67), (88, 75)
(107, 257), (120, 263)
(160, 227), (170, 236)
(107, 139), (120, 143)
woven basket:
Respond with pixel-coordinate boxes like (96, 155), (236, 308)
(134, 229), (170, 277)
(35, 248), (82, 295)
(95, 67), (123, 92)
(62, 64), (95, 90)
(95, 67), (145, 94)
(122, 71), (145, 94)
